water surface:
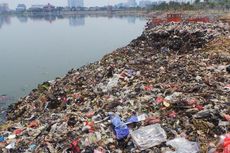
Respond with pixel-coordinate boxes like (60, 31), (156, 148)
(0, 15), (146, 107)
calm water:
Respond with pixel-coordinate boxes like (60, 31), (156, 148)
(0, 15), (146, 107)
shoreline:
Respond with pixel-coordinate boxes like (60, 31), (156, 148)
(1, 18), (230, 152)
(1, 9), (229, 18)
(0, 10), (148, 17)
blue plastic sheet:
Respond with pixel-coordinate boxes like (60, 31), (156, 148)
(126, 115), (138, 124)
(110, 114), (129, 139)
(0, 136), (4, 142)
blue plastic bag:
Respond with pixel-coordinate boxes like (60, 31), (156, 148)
(110, 114), (129, 139)
(126, 115), (138, 124)
(0, 136), (4, 142)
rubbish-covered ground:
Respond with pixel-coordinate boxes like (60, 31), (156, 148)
(0, 20), (230, 153)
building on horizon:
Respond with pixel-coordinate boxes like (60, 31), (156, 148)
(43, 3), (55, 11)
(0, 3), (9, 13)
(127, 0), (137, 7)
(139, 0), (153, 7)
(68, 0), (84, 8)
(114, 3), (127, 8)
(16, 4), (27, 12)
(29, 5), (44, 12)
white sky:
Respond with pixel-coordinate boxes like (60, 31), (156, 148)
(0, 0), (148, 8)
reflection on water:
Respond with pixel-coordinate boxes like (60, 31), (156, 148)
(17, 16), (28, 23)
(0, 14), (146, 110)
(0, 15), (10, 28)
(0, 14), (144, 28)
(69, 16), (85, 26)
(127, 16), (136, 24)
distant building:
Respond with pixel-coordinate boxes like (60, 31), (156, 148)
(127, 0), (137, 7)
(16, 4), (27, 12)
(139, 0), (153, 7)
(157, 1), (166, 5)
(114, 3), (127, 8)
(29, 5), (44, 12)
(88, 7), (99, 11)
(68, 0), (84, 8)
(0, 3), (9, 13)
(43, 3), (55, 11)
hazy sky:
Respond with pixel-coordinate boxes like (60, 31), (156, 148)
(0, 0), (145, 8)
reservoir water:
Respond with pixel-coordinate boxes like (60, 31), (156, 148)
(0, 15), (146, 107)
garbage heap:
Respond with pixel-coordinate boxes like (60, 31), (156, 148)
(131, 22), (227, 53)
(1, 22), (230, 153)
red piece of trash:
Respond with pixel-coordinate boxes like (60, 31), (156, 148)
(85, 112), (95, 118)
(62, 97), (67, 103)
(224, 114), (230, 121)
(195, 104), (204, 111)
(70, 139), (80, 153)
(187, 98), (197, 105)
(168, 111), (177, 118)
(224, 84), (230, 89)
(224, 134), (230, 153)
(156, 97), (164, 104)
(13, 129), (23, 135)
(85, 121), (95, 133)
(28, 120), (39, 128)
(144, 85), (153, 91)
(144, 116), (160, 125)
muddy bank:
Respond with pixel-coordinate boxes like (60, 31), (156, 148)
(0, 20), (230, 153)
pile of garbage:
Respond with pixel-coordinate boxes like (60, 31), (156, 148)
(0, 21), (230, 153)
(131, 22), (229, 53)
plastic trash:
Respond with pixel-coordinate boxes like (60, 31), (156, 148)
(1, 21), (230, 152)
(0, 136), (4, 142)
(28, 144), (37, 151)
(223, 134), (230, 153)
(215, 133), (230, 153)
(224, 114), (230, 121)
(130, 124), (167, 150)
(28, 120), (39, 128)
(70, 139), (81, 153)
(155, 96), (165, 104)
(110, 114), (129, 139)
(166, 137), (199, 153)
(6, 141), (16, 149)
(137, 114), (147, 121)
(107, 75), (119, 90)
(13, 129), (23, 135)
(83, 121), (95, 133)
(144, 116), (160, 125)
(94, 146), (106, 153)
(8, 134), (16, 139)
(94, 149), (104, 153)
(126, 114), (147, 124)
(126, 115), (138, 124)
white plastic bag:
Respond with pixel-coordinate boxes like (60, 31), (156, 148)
(131, 124), (167, 150)
(166, 137), (199, 153)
